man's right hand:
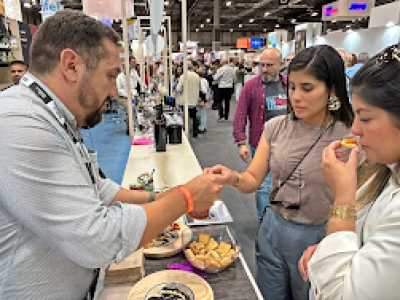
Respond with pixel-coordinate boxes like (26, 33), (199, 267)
(184, 174), (222, 214)
(239, 144), (250, 162)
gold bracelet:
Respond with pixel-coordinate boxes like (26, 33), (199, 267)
(330, 204), (356, 221)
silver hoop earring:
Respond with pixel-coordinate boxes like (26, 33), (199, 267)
(328, 95), (341, 111)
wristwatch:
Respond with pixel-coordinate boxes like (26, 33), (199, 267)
(330, 204), (356, 220)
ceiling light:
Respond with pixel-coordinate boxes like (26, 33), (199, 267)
(264, 12), (270, 17)
(195, 28), (199, 32)
(23, 2), (31, 8)
(226, 1), (231, 7)
(275, 24), (280, 28)
(164, 0), (169, 5)
(249, 18), (255, 23)
(230, 28), (233, 32)
(200, 23), (204, 28)
(332, 19), (337, 23)
(311, 12), (318, 17)
(206, 18), (211, 23)
(263, 28), (267, 32)
(238, 24), (243, 28)
(291, 19), (296, 23)
(346, 24), (351, 28)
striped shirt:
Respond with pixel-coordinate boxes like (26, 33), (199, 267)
(0, 73), (147, 299)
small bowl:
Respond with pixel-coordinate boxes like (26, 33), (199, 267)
(144, 282), (194, 300)
(184, 226), (240, 273)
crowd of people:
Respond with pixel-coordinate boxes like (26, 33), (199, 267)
(1, 9), (400, 300)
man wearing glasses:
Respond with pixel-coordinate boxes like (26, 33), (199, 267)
(233, 48), (287, 221)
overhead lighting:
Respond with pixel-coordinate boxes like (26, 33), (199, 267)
(164, 0), (169, 6)
(206, 18), (211, 23)
(195, 28), (199, 32)
(249, 18), (255, 23)
(32, 0), (37, 4)
(346, 24), (351, 28)
(226, 1), (232, 7)
(291, 18), (296, 23)
(230, 28), (233, 32)
(275, 24), (280, 28)
(311, 12), (318, 17)
(238, 24), (243, 28)
(264, 12), (270, 17)
(386, 21), (395, 27)
(263, 28), (267, 32)
(23, 2), (31, 8)
(332, 19), (337, 23)
(200, 23), (204, 28)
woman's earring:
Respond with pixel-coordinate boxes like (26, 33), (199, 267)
(327, 95), (341, 111)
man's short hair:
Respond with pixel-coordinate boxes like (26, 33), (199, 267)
(30, 10), (121, 75)
(10, 60), (28, 68)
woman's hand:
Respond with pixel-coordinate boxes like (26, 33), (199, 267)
(298, 244), (318, 282)
(204, 164), (236, 186)
(322, 141), (359, 203)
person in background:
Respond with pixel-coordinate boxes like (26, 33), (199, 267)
(346, 52), (369, 80)
(233, 48), (287, 221)
(116, 57), (143, 99)
(9, 60), (28, 85)
(281, 52), (295, 76)
(176, 62), (201, 137)
(299, 43), (400, 300)
(208, 45), (353, 300)
(0, 11), (221, 299)
(197, 64), (210, 134)
(213, 57), (235, 121)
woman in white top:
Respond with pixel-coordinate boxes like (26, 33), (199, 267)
(298, 43), (400, 300)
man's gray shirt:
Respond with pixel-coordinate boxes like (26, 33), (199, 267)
(0, 74), (147, 299)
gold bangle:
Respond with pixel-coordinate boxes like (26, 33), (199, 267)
(330, 204), (356, 221)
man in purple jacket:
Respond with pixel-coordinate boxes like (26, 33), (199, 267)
(233, 48), (287, 220)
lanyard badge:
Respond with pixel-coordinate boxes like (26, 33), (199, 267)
(21, 75), (97, 185)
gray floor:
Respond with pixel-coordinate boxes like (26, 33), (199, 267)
(188, 101), (259, 276)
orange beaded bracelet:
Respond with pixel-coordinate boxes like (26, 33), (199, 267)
(177, 185), (194, 213)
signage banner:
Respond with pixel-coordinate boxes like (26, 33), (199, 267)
(40, 0), (63, 20)
(4, 0), (22, 21)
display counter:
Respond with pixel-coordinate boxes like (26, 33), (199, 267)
(99, 133), (263, 300)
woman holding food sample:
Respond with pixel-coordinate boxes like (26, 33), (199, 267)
(205, 45), (354, 300)
(298, 44), (400, 300)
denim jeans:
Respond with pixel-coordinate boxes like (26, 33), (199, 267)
(251, 146), (272, 220)
(256, 208), (325, 300)
(197, 105), (207, 131)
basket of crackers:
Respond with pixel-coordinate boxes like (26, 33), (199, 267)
(184, 227), (240, 273)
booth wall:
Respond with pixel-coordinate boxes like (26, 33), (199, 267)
(315, 25), (400, 55)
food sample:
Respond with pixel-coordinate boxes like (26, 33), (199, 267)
(145, 223), (180, 248)
(185, 233), (238, 271)
(146, 283), (193, 300)
(340, 137), (358, 149)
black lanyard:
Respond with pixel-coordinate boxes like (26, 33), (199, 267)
(21, 75), (96, 185)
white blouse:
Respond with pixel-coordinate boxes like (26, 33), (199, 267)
(308, 174), (400, 300)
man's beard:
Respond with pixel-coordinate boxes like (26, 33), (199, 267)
(77, 80), (105, 129)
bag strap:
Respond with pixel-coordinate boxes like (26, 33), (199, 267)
(270, 121), (334, 201)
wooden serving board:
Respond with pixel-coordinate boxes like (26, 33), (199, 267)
(127, 270), (214, 300)
(105, 250), (144, 285)
(143, 224), (192, 258)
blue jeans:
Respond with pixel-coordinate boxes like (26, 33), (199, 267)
(256, 208), (325, 300)
(197, 105), (207, 131)
(251, 146), (272, 220)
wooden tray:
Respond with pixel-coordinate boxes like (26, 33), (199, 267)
(143, 224), (192, 258)
(127, 270), (214, 300)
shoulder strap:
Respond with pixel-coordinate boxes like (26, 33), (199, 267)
(270, 121), (334, 202)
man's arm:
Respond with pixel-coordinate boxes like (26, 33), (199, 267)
(233, 81), (250, 144)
